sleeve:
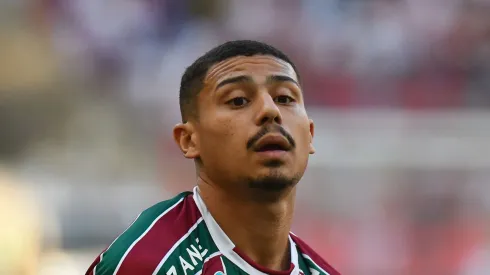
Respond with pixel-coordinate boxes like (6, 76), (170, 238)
(84, 250), (126, 275)
(85, 254), (102, 275)
(85, 252), (120, 275)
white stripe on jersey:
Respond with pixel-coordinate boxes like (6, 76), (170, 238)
(221, 257), (227, 275)
(152, 217), (204, 275)
(113, 197), (185, 275)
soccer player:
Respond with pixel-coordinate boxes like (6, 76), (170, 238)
(86, 40), (340, 275)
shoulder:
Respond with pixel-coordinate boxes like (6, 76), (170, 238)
(86, 191), (201, 275)
(291, 234), (341, 275)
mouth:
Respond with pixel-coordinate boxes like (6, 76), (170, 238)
(255, 144), (288, 152)
(253, 135), (291, 153)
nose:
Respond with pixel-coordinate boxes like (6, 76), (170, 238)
(254, 92), (282, 126)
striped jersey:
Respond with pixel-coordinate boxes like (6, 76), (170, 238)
(86, 187), (340, 275)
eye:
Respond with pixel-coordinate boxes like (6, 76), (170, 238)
(275, 95), (294, 105)
(227, 97), (250, 108)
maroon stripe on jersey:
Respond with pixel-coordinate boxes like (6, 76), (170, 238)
(117, 195), (202, 274)
(290, 234), (341, 275)
(232, 247), (295, 275)
(201, 253), (224, 275)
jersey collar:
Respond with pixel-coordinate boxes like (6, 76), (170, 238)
(193, 186), (300, 275)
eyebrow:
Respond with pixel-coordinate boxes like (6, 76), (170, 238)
(215, 74), (299, 90)
(216, 75), (253, 90)
(266, 75), (299, 86)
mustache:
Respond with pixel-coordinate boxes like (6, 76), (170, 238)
(246, 125), (296, 150)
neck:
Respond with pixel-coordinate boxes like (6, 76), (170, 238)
(197, 176), (295, 271)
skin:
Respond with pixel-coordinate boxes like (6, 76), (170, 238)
(173, 55), (315, 271)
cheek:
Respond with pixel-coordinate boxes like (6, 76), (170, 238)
(199, 119), (242, 160)
(295, 124), (312, 167)
(293, 118), (312, 145)
(292, 121), (313, 160)
(214, 119), (236, 143)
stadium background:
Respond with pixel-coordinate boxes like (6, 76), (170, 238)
(1, 0), (490, 274)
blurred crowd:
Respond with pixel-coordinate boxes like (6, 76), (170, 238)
(33, 0), (490, 110)
(0, 0), (490, 274)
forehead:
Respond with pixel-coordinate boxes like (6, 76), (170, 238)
(204, 55), (298, 85)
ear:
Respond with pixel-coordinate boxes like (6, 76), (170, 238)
(173, 122), (200, 159)
(308, 119), (315, 154)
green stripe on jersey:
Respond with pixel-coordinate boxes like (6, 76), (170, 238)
(302, 255), (330, 275)
(95, 192), (191, 274)
(155, 220), (219, 275)
(221, 257), (241, 274)
(297, 253), (311, 275)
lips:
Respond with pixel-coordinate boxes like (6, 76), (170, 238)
(253, 135), (292, 152)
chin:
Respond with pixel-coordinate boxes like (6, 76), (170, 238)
(247, 170), (300, 192)
(262, 159), (284, 168)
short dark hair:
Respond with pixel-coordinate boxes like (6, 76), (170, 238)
(179, 40), (299, 122)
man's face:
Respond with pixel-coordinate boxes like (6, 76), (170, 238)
(175, 55), (315, 193)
